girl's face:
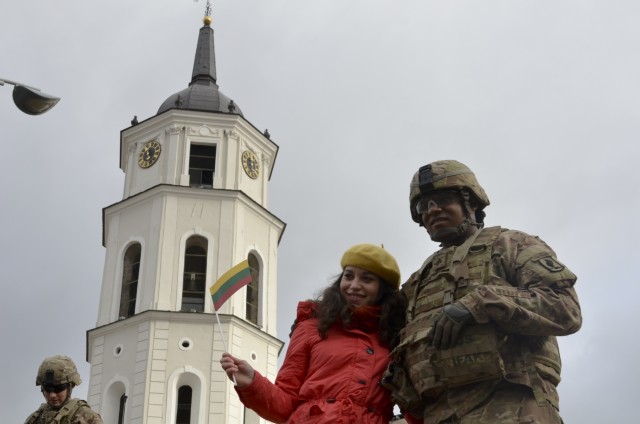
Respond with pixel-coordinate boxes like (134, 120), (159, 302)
(340, 265), (382, 307)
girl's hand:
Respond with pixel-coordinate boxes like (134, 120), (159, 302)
(219, 352), (255, 387)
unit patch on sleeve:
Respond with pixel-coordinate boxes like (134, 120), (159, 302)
(535, 256), (565, 272)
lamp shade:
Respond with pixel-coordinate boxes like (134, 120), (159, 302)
(12, 85), (60, 115)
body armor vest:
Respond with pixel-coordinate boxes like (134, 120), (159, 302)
(397, 226), (563, 407)
(26, 399), (87, 424)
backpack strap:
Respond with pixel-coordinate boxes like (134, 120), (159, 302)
(450, 226), (503, 280)
(53, 399), (88, 424)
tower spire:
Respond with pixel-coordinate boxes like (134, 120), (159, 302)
(191, 3), (216, 85)
(158, 0), (242, 115)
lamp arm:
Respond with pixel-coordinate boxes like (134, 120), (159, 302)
(0, 78), (42, 92)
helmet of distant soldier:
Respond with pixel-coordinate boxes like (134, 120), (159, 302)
(409, 160), (490, 225)
(36, 355), (82, 387)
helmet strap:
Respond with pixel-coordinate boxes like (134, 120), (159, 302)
(461, 189), (484, 229)
(429, 217), (471, 242)
(428, 189), (480, 243)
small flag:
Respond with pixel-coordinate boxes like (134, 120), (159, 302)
(210, 260), (252, 310)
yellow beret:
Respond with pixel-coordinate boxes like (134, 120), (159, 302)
(340, 243), (401, 290)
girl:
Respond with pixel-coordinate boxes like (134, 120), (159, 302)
(220, 243), (407, 423)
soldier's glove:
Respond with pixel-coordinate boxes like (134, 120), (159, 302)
(428, 302), (473, 350)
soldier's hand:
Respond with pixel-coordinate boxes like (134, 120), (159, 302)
(428, 303), (472, 349)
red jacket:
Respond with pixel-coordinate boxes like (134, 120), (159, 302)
(236, 301), (395, 423)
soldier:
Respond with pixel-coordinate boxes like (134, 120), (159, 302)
(24, 355), (103, 424)
(384, 160), (581, 424)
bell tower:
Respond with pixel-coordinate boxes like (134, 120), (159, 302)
(86, 6), (285, 424)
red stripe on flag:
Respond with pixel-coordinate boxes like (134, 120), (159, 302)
(209, 260), (252, 310)
(211, 274), (252, 310)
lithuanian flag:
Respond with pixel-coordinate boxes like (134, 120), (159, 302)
(209, 260), (252, 310)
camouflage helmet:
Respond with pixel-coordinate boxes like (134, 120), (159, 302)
(36, 355), (82, 387)
(409, 160), (490, 224)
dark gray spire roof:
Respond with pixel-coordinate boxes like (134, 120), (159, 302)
(157, 17), (243, 116)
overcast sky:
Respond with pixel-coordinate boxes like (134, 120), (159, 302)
(2, 1), (637, 422)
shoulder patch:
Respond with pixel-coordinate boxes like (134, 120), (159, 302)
(535, 256), (565, 272)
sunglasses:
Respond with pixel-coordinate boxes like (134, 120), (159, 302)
(42, 383), (69, 394)
(415, 191), (460, 214)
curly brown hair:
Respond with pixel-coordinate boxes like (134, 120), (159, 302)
(314, 273), (407, 348)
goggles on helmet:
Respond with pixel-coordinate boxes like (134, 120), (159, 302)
(415, 190), (460, 214)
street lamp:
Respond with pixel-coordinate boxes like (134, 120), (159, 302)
(0, 78), (60, 115)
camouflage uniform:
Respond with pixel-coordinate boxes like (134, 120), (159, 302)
(390, 161), (581, 424)
(25, 355), (103, 424)
(24, 400), (103, 424)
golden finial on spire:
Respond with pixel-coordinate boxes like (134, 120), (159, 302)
(203, 0), (212, 26)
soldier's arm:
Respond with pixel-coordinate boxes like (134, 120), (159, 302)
(72, 407), (103, 424)
(24, 411), (39, 424)
(457, 230), (581, 336)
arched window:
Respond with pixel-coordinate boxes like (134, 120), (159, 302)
(119, 243), (141, 318)
(176, 385), (192, 424)
(245, 253), (260, 325)
(167, 371), (203, 424)
(102, 381), (127, 424)
(182, 236), (208, 312)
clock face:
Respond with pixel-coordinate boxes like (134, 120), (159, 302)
(138, 140), (161, 168)
(241, 150), (260, 179)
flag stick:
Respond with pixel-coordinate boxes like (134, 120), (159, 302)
(214, 308), (238, 386)
(210, 259), (251, 387)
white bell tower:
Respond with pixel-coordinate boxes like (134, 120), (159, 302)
(86, 7), (285, 424)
